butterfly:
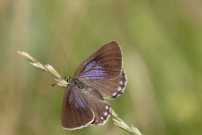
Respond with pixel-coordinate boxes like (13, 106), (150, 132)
(61, 41), (126, 130)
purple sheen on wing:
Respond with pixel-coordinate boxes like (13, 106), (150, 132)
(81, 69), (106, 78)
(75, 96), (87, 109)
(85, 76), (105, 79)
(83, 60), (96, 72)
(69, 90), (87, 109)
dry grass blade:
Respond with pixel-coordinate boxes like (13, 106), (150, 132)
(45, 64), (62, 79)
(17, 51), (67, 87)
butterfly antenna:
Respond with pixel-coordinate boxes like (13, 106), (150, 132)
(51, 83), (56, 86)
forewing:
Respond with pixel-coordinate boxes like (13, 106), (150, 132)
(74, 41), (122, 79)
(61, 85), (94, 130)
(74, 41), (126, 98)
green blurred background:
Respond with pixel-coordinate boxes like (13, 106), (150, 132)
(1, 0), (202, 135)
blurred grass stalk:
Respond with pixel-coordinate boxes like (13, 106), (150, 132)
(17, 51), (142, 135)
(17, 51), (67, 87)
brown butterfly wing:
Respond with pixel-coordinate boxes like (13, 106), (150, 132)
(61, 85), (94, 130)
(82, 70), (126, 98)
(79, 86), (111, 125)
(74, 41), (126, 98)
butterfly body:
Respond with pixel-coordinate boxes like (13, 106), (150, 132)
(61, 41), (126, 130)
(67, 77), (85, 89)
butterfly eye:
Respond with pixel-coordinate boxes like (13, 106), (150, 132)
(64, 76), (69, 82)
